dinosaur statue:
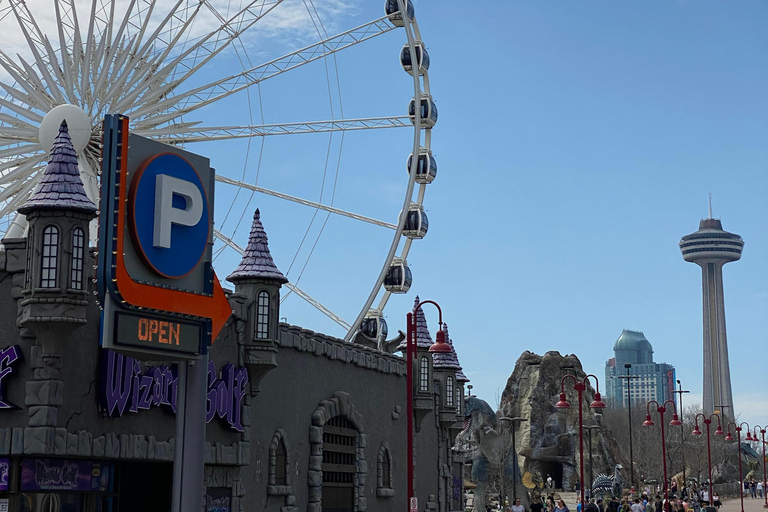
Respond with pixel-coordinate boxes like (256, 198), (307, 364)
(591, 464), (623, 499)
(455, 396), (528, 512)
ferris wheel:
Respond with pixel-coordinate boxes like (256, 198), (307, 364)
(0, 0), (436, 345)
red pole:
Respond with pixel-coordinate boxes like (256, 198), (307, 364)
(738, 428), (744, 512)
(762, 430), (767, 509)
(406, 311), (414, 507)
(577, 382), (585, 510)
(706, 420), (713, 505)
(660, 407), (668, 512)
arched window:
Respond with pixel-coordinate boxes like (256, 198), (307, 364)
(377, 442), (394, 497)
(446, 377), (454, 407)
(268, 430), (291, 495)
(40, 225), (59, 288)
(256, 290), (270, 339)
(419, 356), (429, 392)
(71, 227), (85, 290)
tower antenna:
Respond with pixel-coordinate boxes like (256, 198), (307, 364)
(708, 193), (713, 219)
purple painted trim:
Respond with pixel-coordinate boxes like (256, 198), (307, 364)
(0, 345), (21, 409)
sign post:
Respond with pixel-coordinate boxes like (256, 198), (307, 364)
(98, 114), (232, 510)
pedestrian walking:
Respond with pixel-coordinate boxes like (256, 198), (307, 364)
(758, 480), (764, 498)
(751, 481), (758, 499)
(530, 496), (544, 512)
(512, 498), (525, 512)
(555, 499), (570, 512)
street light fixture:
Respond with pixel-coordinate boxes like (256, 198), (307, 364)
(555, 373), (606, 510)
(672, 379), (690, 490)
(751, 425), (768, 509)
(406, 299), (452, 510)
(617, 363), (637, 489)
(642, 400), (682, 512)
(585, 424), (602, 492)
(724, 421), (750, 512)
(499, 416), (528, 505)
(692, 412), (723, 505)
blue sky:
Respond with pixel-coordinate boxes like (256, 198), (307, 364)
(199, 1), (768, 428)
(8, 0), (756, 428)
(184, 1), (768, 428)
(2, 0), (765, 427)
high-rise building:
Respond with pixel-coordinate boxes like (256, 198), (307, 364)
(605, 330), (676, 407)
(680, 214), (743, 418)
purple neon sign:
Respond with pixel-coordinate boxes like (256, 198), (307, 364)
(0, 458), (9, 491)
(100, 350), (248, 432)
(0, 345), (21, 409)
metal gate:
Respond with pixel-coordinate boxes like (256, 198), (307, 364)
(322, 416), (358, 512)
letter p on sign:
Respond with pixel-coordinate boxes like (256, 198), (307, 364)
(153, 174), (203, 248)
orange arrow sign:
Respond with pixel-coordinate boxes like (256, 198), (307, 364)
(113, 119), (232, 344)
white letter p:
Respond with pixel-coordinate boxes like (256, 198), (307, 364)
(153, 174), (203, 249)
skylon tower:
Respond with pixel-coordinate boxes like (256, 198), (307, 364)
(679, 207), (743, 418)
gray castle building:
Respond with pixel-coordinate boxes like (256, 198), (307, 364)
(604, 330), (676, 408)
(0, 123), (468, 512)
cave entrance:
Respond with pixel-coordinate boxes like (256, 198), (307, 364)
(540, 462), (564, 490)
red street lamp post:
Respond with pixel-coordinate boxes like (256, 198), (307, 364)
(692, 413), (724, 504)
(724, 421), (750, 512)
(752, 425), (768, 509)
(555, 373), (607, 510)
(642, 400), (682, 512)
(406, 299), (452, 511)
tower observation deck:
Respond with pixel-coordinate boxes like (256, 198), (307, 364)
(680, 217), (743, 418)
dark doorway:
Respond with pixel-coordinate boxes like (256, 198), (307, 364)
(322, 417), (358, 512)
(119, 462), (172, 511)
(540, 462), (564, 489)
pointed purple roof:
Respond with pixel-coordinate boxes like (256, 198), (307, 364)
(433, 323), (469, 382)
(397, 295), (433, 352)
(19, 121), (97, 216)
(227, 209), (288, 284)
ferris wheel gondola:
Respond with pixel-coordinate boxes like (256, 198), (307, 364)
(407, 148), (438, 184)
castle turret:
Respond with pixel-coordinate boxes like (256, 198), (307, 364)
(227, 209), (287, 395)
(398, 296), (435, 431)
(15, 120), (97, 453)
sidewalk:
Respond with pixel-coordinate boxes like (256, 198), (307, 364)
(720, 496), (768, 512)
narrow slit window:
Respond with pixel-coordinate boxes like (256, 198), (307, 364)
(419, 356), (429, 392)
(71, 227), (85, 290)
(256, 290), (270, 339)
(275, 438), (287, 485)
(456, 388), (462, 415)
(446, 377), (454, 407)
(40, 225), (59, 288)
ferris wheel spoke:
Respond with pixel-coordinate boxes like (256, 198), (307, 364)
(133, 116), (410, 139)
(114, 0), (283, 115)
(283, 282), (351, 330)
(0, 97), (44, 124)
(0, 113), (36, 132)
(0, 155), (45, 190)
(0, 143), (41, 160)
(212, 228), (351, 330)
(127, 16), (396, 124)
(0, 155), (46, 184)
(54, 0), (84, 100)
(216, 175), (396, 229)
(90, 0), (138, 110)
(137, 0), (283, 110)
(0, 170), (41, 205)
(0, 58), (54, 110)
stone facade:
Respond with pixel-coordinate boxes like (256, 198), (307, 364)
(0, 212), (467, 512)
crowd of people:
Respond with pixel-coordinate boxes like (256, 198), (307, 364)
(499, 484), (732, 512)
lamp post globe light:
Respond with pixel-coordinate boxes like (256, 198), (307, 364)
(642, 400), (682, 512)
(724, 421), (750, 512)
(406, 299), (452, 509)
(692, 413), (724, 504)
(751, 425), (768, 509)
(555, 373), (606, 510)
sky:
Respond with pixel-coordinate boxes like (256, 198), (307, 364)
(1, 1), (767, 429)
